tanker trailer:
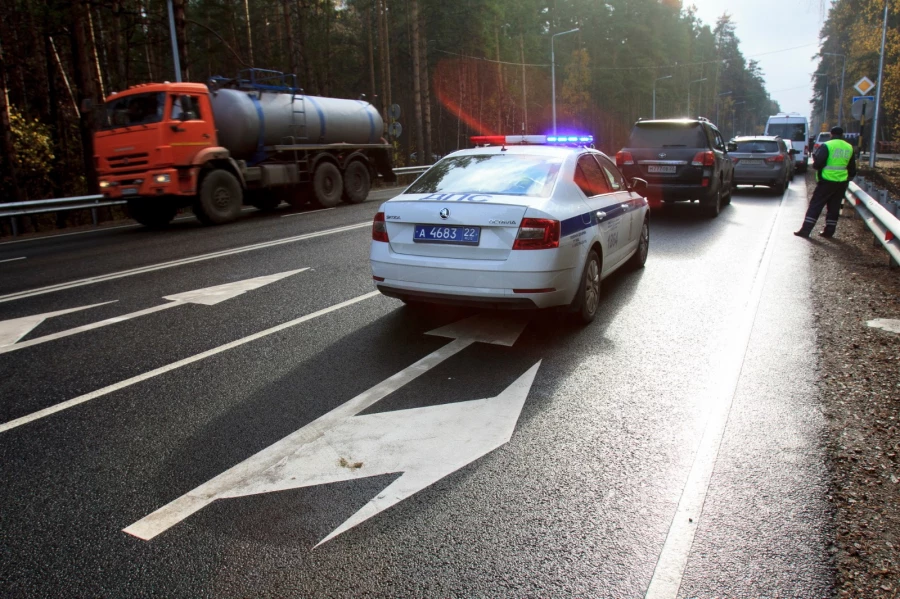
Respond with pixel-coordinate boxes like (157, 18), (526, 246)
(94, 70), (396, 227)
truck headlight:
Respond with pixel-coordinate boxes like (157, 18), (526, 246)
(99, 181), (111, 188)
(153, 174), (171, 184)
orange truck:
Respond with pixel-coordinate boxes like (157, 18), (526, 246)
(94, 70), (395, 227)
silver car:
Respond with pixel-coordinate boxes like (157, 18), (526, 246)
(728, 136), (793, 195)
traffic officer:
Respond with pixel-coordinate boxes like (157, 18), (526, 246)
(794, 126), (857, 238)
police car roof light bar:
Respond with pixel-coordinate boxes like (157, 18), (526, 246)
(470, 134), (593, 147)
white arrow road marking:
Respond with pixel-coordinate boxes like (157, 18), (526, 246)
(0, 269), (307, 355)
(0, 302), (116, 347)
(0, 222), (367, 304)
(124, 313), (534, 544)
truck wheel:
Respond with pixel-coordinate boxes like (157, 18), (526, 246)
(312, 162), (343, 208)
(195, 169), (243, 225)
(127, 199), (177, 228)
(342, 161), (370, 204)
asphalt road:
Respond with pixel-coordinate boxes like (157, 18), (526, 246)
(0, 181), (833, 598)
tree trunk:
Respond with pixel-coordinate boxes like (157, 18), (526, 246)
(86, 4), (106, 99)
(419, 8), (431, 160)
(243, 0), (254, 65)
(495, 27), (502, 133)
(520, 34), (527, 133)
(382, 1), (392, 117)
(294, 0), (314, 92)
(173, 0), (189, 81)
(376, 0), (388, 121)
(282, 0), (296, 77)
(0, 38), (23, 204)
(367, 1), (376, 102)
(410, 0), (424, 164)
(113, 0), (128, 89)
(69, 0), (98, 193)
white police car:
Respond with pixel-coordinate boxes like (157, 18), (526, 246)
(370, 135), (650, 322)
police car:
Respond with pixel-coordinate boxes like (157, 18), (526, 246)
(370, 135), (650, 323)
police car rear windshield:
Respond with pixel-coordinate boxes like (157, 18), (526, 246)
(628, 122), (707, 148)
(407, 154), (562, 198)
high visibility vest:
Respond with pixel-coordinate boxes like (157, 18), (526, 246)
(820, 139), (853, 182)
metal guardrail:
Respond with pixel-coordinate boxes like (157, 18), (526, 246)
(1, 194), (126, 237)
(392, 166), (430, 176)
(845, 180), (900, 267)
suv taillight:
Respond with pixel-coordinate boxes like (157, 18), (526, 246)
(765, 154), (785, 163)
(513, 218), (560, 250)
(691, 151), (715, 167)
(372, 212), (389, 242)
(616, 151), (634, 167)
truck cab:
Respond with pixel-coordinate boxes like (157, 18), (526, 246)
(95, 83), (219, 201)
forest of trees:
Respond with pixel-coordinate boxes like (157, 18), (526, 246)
(1, 0), (781, 205)
(812, 0), (897, 141)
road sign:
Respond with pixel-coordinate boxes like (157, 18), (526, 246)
(851, 97), (876, 121)
(390, 103), (401, 120)
(125, 313), (540, 545)
(389, 121), (403, 138)
(854, 76), (876, 95)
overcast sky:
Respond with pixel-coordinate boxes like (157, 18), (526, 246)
(686, 0), (829, 121)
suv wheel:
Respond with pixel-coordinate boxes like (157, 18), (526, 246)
(703, 188), (722, 218)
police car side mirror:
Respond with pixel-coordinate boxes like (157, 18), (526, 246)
(630, 177), (648, 193)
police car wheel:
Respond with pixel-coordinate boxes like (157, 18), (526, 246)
(627, 219), (649, 270)
(571, 249), (601, 324)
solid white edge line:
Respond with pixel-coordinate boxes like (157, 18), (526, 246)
(0, 221), (370, 304)
(0, 290), (382, 434)
(0, 256), (27, 263)
(644, 191), (788, 599)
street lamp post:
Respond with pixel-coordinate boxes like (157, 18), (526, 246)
(166, 0), (182, 82)
(551, 27), (579, 135)
(869, 0), (888, 167)
(732, 101), (746, 138)
(823, 52), (846, 128)
(687, 77), (707, 118)
(653, 75), (672, 119)
(715, 91), (732, 127)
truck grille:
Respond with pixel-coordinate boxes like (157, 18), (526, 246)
(108, 153), (149, 170)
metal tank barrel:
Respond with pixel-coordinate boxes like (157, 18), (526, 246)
(209, 88), (385, 161)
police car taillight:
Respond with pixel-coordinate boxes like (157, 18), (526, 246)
(372, 212), (389, 242)
(616, 151), (634, 167)
(513, 218), (560, 250)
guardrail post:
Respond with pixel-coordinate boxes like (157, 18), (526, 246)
(10, 216), (18, 237)
(91, 198), (98, 226)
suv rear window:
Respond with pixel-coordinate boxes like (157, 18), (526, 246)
(627, 123), (707, 148)
(735, 140), (780, 153)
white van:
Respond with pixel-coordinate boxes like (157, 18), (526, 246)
(765, 113), (809, 172)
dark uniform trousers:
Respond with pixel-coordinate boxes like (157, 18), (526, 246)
(799, 179), (847, 235)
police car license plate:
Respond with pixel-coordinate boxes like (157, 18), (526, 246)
(647, 165), (676, 173)
(413, 225), (481, 245)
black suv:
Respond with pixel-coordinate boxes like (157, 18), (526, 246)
(616, 118), (734, 217)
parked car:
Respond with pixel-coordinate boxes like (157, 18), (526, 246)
(813, 131), (832, 152)
(778, 137), (796, 180)
(765, 113), (809, 172)
(615, 117), (734, 218)
(371, 134), (650, 323)
(728, 136), (793, 195)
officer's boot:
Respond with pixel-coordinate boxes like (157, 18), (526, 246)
(820, 225), (836, 238)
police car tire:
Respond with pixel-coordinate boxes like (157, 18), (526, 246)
(128, 199), (177, 228)
(195, 169), (243, 225)
(342, 161), (370, 204)
(627, 219), (649, 270)
(571, 249), (601, 324)
(313, 162), (344, 208)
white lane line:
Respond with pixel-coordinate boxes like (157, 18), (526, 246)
(0, 216), (200, 247)
(0, 291), (381, 434)
(0, 257), (27, 263)
(644, 194), (788, 599)
(280, 208), (336, 218)
(0, 222), (369, 304)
